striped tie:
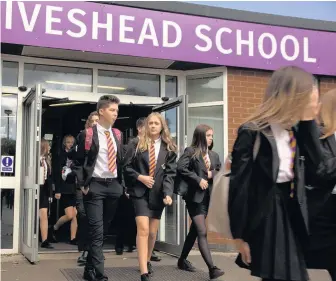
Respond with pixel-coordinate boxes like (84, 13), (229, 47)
(203, 153), (211, 171)
(149, 141), (156, 177)
(104, 131), (117, 173)
(288, 130), (297, 198)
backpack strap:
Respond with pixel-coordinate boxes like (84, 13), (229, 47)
(85, 127), (93, 152)
(112, 128), (122, 142)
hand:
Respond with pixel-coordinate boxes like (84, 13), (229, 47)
(207, 171), (213, 179)
(199, 179), (208, 190)
(163, 195), (173, 206)
(81, 186), (89, 195)
(236, 239), (251, 265)
(55, 193), (61, 200)
(139, 175), (154, 188)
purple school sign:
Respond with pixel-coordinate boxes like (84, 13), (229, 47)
(1, 1), (336, 76)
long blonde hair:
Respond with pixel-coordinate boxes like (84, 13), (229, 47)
(40, 138), (51, 169)
(319, 89), (336, 139)
(245, 66), (316, 130)
(137, 112), (177, 152)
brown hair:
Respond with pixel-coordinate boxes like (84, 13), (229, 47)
(319, 89), (336, 139)
(97, 95), (120, 115)
(40, 138), (51, 169)
(137, 112), (177, 152)
(245, 66), (315, 130)
(85, 111), (99, 129)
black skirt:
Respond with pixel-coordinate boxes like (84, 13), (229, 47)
(238, 182), (309, 281)
(131, 191), (164, 220)
(306, 194), (336, 270)
(186, 189), (210, 218)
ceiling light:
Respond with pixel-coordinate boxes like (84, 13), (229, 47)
(49, 101), (86, 107)
(45, 80), (125, 90)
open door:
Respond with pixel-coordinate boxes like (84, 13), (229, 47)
(20, 84), (44, 263)
(152, 95), (190, 256)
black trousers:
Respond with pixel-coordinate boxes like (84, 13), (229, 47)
(84, 179), (122, 279)
(115, 194), (136, 249)
(76, 190), (90, 252)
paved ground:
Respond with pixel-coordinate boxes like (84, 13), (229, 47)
(1, 251), (331, 281)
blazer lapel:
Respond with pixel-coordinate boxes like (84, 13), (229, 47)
(196, 153), (208, 173)
(327, 134), (336, 157)
(154, 143), (167, 177)
(261, 127), (280, 182)
(92, 125), (99, 152)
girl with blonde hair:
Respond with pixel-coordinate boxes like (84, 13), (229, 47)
(304, 88), (336, 281)
(124, 112), (177, 281)
(228, 66), (323, 281)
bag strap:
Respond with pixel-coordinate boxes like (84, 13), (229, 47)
(85, 127), (93, 152)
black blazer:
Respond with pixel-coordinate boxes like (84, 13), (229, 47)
(53, 148), (77, 194)
(175, 147), (221, 203)
(304, 131), (336, 219)
(123, 139), (177, 210)
(228, 120), (324, 241)
(73, 125), (124, 188)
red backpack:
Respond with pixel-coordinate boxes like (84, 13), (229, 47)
(84, 127), (122, 152)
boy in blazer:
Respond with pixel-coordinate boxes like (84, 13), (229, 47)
(74, 95), (124, 281)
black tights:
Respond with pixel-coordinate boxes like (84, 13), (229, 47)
(180, 214), (214, 269)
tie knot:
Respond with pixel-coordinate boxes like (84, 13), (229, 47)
(104, 131), (110, 137)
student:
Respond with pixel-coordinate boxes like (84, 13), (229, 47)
(228, 66), (323, 281)
(51, 135), (78, 245)
(39, 138), (53, 248)
(176, 124), (224, 280)
(304, 89), (336, 281)
(115, 118), (145, 255)
(74, 96), (124, 281)
(123, 112), (177, 281)
(76, 111), (99, 265)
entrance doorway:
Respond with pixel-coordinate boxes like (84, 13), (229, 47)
(20, 84), (188, 262)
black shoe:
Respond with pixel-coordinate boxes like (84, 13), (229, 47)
(127, 245), (136, 252)
(77, 251), (88, 265)
(209, 266), (224, 280)
(115, 247), (123, 255)
(40, 240), (54, 249)
(177, 258), (197, 272)
(150, 251), (161, 262)
(140, 273), (150, 281)
(83, 269), (95, 281)
(147, 262), (153, 275)
(69, 238), (77, 245)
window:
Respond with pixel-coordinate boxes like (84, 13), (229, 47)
(1, 188), (15, 249)
(1, 93), (18, 177)
(165, 76), (178, 98)
(2, 61), (19, 87)
(24, 64), (92, 92)
(188, 106), (224, 163)
(187, 73), (223, 103)
(98, 70), (160, 97)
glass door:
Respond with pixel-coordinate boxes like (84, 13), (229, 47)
(20, 84), (43, 263)
(152, 95), (189, 256)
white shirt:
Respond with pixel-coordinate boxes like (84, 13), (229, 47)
(271, 124), (294, 183)
(92, 123), (118, 178)
(152, 137), (162, 161)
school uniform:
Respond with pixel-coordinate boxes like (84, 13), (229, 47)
(123, 137), (177, 219)
(228, 120), (323, 281)
(175, 147), (221, 217)
(54, 148), (77, 208)
(74, 123), (124, 281)
(39, 157), (52, 210)
(303, 130), (336, 272)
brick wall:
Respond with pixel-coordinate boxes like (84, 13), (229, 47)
(206, 67), (336, 247)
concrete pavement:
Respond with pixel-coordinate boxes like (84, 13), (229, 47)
(1, 251), (331, 281)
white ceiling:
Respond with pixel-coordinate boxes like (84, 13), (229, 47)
(22, 46), (175, 69)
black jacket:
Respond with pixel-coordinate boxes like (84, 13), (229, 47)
(73, 125), (124, 188)
(175, 147), (221, 203)
(123, 138), (177, 209)
(53, 148), (77, 194)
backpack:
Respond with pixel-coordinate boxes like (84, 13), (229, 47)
(84, 127), (122, 152)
